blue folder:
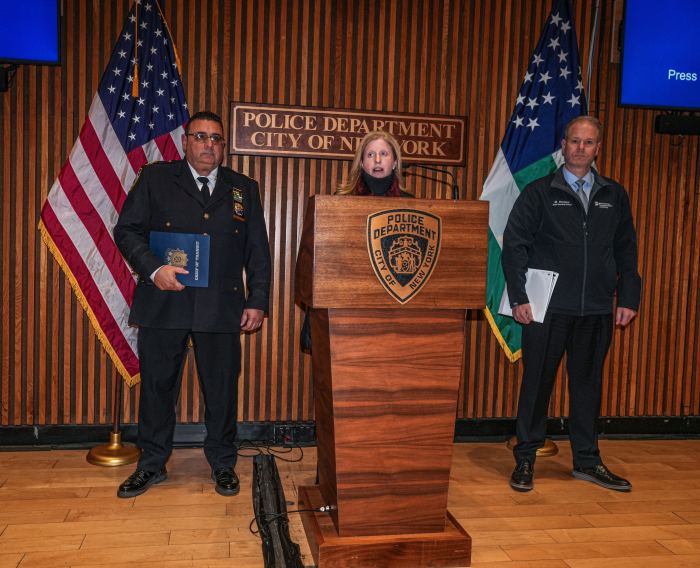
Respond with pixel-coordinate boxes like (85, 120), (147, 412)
(149, 231), (210, 287)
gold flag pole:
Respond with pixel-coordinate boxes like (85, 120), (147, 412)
(86, 375), (140, 466)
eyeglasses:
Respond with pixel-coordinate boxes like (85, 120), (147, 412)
(186, 132), (225, 144)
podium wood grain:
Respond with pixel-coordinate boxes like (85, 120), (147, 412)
(296, 195), (483, 565)
(296, 195), (488, 309)
(311, 308), (467, 537)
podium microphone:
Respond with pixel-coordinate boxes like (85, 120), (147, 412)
(402, 163), (460, 200)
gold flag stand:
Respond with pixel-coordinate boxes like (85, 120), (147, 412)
(87, 376), (140, 466)
(507, 437), (559, 457)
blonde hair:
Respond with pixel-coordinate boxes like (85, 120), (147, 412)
(337, 131), (405, 194)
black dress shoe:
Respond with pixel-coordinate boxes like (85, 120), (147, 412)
(117, 468), (167, 498)
(573, 464), (631, 492)
(510, 460), (534, 492)
(212, 468), (240, 496)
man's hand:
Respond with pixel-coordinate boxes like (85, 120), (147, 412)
(240, 308), (264, 332)
(616, 307), (637, 327)
(153, 265), (188, 291)
(513, 303), (534, 325)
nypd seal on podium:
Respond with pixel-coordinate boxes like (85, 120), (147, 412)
(367, 208), (442, 304)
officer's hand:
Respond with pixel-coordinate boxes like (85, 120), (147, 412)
(616, 307), (637, 327)
(153, 265), (188, 291)
(513, 303), (534, 325)
(240, 308), (264, 332)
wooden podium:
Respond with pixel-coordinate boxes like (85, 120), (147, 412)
(295, 195), (488, 567)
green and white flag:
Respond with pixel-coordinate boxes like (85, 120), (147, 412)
(480, 0), (586, 361)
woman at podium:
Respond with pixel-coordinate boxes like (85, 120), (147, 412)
(336, 130), (413, 197)
(300, 130), (412, 351)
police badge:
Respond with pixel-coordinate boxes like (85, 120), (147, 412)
(367, 209), (442, 304)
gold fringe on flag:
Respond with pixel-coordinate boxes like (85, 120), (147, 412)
(38, 220), (141, 386)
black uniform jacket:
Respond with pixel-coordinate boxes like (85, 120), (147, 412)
(114, 159), (271, 332)
(502, 167), (641, 316)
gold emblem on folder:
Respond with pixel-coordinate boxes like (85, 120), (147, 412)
(367, 209), (441, 304)
(166, 248), (188, 268)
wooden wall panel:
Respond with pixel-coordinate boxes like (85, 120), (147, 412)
(0, 0), (698, 430)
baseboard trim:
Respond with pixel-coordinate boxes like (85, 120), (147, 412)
(1, 417), (698, 449)
(453, 416), (700, 441)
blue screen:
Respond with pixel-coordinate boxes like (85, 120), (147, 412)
(620, 0), (700, 110)
(0, 1), (60, 64)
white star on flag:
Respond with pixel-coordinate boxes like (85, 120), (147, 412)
(567, 93), (580, 107)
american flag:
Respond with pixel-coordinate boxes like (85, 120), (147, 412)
(39, 0), (189, 385)
(480, 0), (586, 361)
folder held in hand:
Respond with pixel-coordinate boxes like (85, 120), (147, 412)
(499, 268), (559, 323)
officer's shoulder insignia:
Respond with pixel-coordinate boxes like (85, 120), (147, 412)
(235, 170), (255, 183)
(367, 208), (442, 304)
(129, 160), (165, 190)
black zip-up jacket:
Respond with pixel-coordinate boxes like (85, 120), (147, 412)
(502, 167), (641, 316)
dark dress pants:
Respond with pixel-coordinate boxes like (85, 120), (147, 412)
(136, 327), (241, 472)
(513, 312), (613, 468)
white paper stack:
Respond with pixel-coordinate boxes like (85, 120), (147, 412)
(499, 268), (559, 323)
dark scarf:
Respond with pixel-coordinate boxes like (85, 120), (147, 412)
(355, 170), (402, 197)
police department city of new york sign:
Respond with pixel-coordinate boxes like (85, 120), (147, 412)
(367, 209), (442, 304)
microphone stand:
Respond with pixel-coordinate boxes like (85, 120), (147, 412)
(403, 163), (460, 200)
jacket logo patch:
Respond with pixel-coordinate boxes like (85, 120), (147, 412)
(367, 209), (441, 304)
(552, 200), (573, 206)
(594, 201), (613, 209)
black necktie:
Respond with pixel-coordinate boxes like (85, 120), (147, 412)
(198, 176), (210, 204)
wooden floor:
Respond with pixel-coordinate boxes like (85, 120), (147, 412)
(0, 439), (699, 567)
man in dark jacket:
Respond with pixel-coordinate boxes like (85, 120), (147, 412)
(113, 111), (271, 498)
(502, 116), (641, 492)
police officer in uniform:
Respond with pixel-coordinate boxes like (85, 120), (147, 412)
(114, 110), (271, 498)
